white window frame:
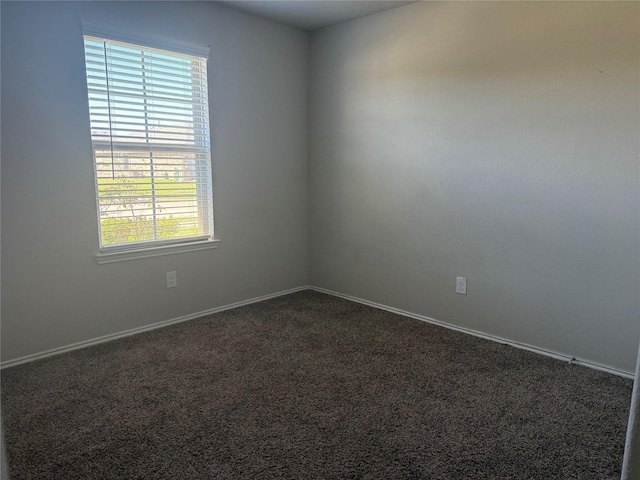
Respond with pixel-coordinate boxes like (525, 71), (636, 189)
(81, 24), (219, 264)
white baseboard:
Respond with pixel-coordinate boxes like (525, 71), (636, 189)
(3, 284), (634, 379)
(309, 286), (635, 379)
(0, 285), (309, 370)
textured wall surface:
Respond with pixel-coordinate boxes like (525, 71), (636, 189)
(309, 1), (640, 372)
(1, 1), (309, 362)
(2, 1), (639, 374)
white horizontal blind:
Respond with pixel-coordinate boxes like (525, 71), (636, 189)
(83, 35), (213, 249)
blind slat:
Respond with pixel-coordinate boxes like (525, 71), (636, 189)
(91, 141), (208, 154)
(83, 30), (209, 59)
(85, 54), (206, 77)
(88, 88), (201, 106)
(90, 118), (209, 128)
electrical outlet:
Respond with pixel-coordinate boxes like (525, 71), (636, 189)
(166, 271), (177, 288)
(456, 276), (467, 295)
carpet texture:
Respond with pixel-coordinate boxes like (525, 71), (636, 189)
(1, 291), (633, 479)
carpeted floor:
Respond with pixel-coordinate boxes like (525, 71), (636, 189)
(1, 290), (634, 479)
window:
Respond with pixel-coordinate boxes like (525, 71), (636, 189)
(83, 31), (215, 256)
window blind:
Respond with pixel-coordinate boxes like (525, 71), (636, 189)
(83, 35), (213, 250)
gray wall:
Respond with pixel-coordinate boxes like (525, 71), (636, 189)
(309, 2), (640, 372)
(2, 1), (639, 374)
(1, 1), (309, 362)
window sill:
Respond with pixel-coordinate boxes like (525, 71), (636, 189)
(95, 238), (220, 264)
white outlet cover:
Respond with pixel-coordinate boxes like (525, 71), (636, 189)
(456, 276), (467, 295)
(166, 271), (177, 288)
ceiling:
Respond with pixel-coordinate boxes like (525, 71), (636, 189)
(217, 1), (416, 31)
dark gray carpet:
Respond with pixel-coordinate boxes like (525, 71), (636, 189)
(1, 290), (633, 479)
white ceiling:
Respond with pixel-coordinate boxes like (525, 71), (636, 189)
(217, 1), (416, 31)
